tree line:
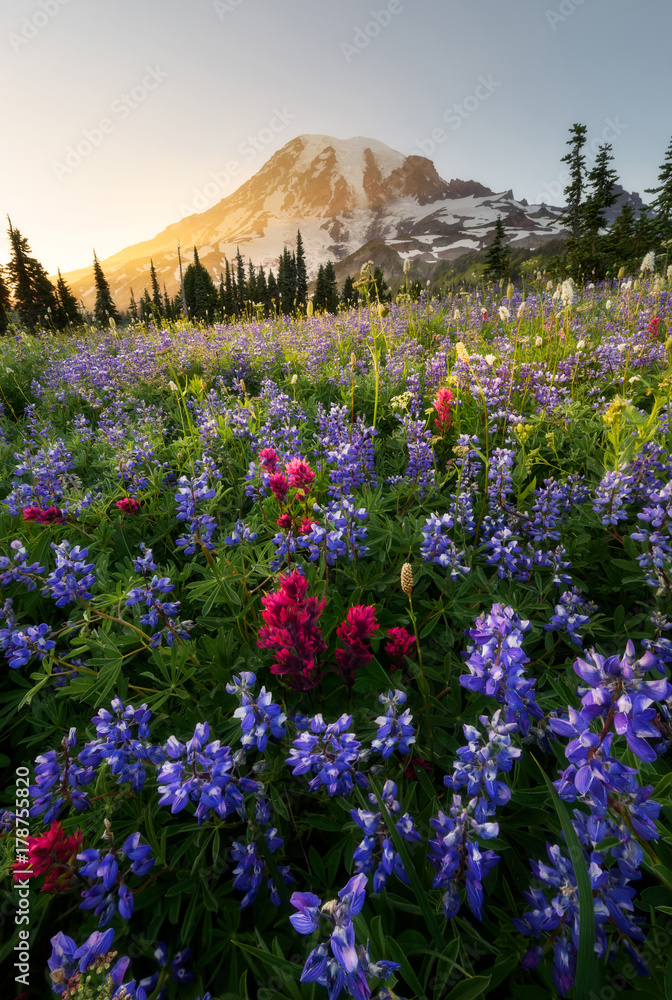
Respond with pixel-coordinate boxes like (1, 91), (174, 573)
(483, 126), (672, 281)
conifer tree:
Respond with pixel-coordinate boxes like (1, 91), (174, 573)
(324, 261), (339, 312)
(92, 251), (121, 326)
(266, 269), (278, 313)
(149, 260), (163, 316)
(313, 265), (328, 311)
(184, 247), (219, 321)
(223, 259), (236, 316)
(256, 265), (268, 312)
(55, 269), (80, 327)
(558, 123), (588, 278)
(235, 247), (247, 309)
(483, 217), (510, 281)
(140, 289), (152, 323)
(646, 136), (672, 243)
(0, 265), (11, 335)
(582, 143), (618, 274)
(163, 284), (172, 320)
(6, 219), (59, 329)
(247, 259), (257, 303)
(295, 229), (308, 308)
(341, 274), (357, 307)
(129, 288), (139, 323)
(371, 266), (389, 303)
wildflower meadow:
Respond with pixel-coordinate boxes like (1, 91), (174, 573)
(2, 267), (672, 1000)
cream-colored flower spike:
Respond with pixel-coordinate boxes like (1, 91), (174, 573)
(400, 562), (414, 595)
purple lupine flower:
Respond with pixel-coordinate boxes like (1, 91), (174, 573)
(371, 690), (416, 758)
(459, 604), (543, 736)
(286, 713), (368, 796)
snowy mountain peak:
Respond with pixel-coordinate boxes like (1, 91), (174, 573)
(57, 133), (566, 309)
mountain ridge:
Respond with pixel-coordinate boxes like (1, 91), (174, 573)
(57, 133), (568, 310)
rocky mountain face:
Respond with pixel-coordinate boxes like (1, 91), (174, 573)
(58, 134), (568, 310)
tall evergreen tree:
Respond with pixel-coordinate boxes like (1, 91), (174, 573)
(645, 135), (672, 243)
(163, 284), (172, 320)
(341, 274), (357, 307)
(247, 259), (257, 303)
(295, 229), (308, 308)
(129, 288), (139, 323)
(92, 251), (121, 326)
(324, 261), (339, 312)
(184, 247), (220, 321)
(371, 266), (389, 303)
(312, 264), (327, 311)
(234, 247), (247, 310)
(483, 217), (511, 281)
(222, 259), (236, 316)
(6, 219), (59, 329)
(149, 260), (163, 316)
(0, 265), (12, 335)
(558, 124), (588, 278)
(140, 289), (152, 323)
(266, 269), (278, 313)
(582, 143), (619, 274)
(55, 269), (80, 327)
(256, 265), (268, 312)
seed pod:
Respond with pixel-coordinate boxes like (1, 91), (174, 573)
(401, 562), (414, 595)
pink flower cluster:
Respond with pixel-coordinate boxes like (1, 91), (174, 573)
(257, 570), (326, 691)
(261, 450), (316, 505)
(21, 506), (64, 524)
(384, 626), (415, 672)
(433, 387), (454, 434)
(13, 821), (83, 893)
(115, 498), (142, 515)
(335, 605), (379, 686)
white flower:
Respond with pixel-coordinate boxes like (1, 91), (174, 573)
(588, 282), (595, 289)
(6, 367), (14, 373)
(606, 299), (612, 310)
(628, 375), (641, 384)
(546, 280), (554, 291)
(169, 380), (179, 392)
(291, 374), (298, 385)
(667, 265), (672, 280)
(621, 280), (633, 291)
(576, 340), (585, 350)
(640, 251), (656, 274)
(517, 302), (526, 320)
(616, 343), (628, 353)
(534, 336), (543, 347)
(552, 290), (561, 302)
(484, 354), (496, 366)
(498, 306), (510, 322)
(453, 308), (461, 320)
(403, 259), (410, 274)
(561, 279), (574, 308)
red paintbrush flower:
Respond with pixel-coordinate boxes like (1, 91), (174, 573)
(269, 473), (290, 503)
(384, 626), (415, 672)
(259, 448), (278, 473)
(13, 821), (83, 893)
(433, 387), (454, 434)
(257, 570), (326, 691)
(116, 498), (141, 515)
(335, 605), (378, 686)
(285, 458), (315, 490)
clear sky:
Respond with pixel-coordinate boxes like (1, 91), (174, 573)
(1, 0), (670, 275)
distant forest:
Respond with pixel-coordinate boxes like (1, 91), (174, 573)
(1, 123), (671, 332)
